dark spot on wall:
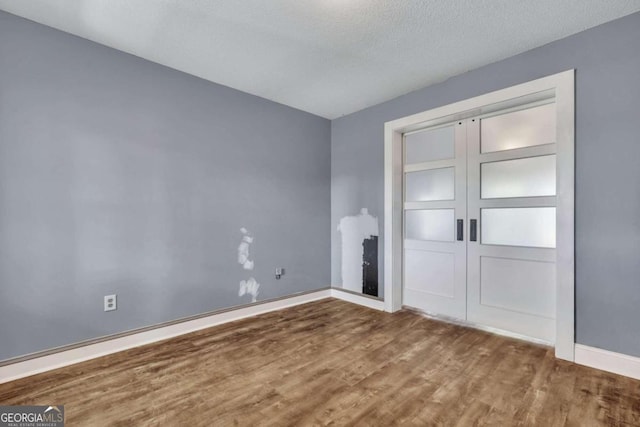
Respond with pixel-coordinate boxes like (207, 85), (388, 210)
(362, 236), (378, 297)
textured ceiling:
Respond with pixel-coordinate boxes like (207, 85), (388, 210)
(1, 1), (639, 119)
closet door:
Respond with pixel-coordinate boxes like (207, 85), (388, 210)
(402, 121), (467, 320)
(467, 103), (557, 342)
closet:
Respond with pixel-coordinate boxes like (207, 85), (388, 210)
(402, 102), (557, 342)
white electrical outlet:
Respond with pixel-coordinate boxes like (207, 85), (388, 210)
(104, 294), (117, 312)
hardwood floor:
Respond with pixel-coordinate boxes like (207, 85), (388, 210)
(1, 298), (640, 426)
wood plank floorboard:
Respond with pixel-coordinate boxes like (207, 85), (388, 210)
(1, 298), (639, 426)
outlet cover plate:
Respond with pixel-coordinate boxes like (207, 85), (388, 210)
(104, 294), (117, 312)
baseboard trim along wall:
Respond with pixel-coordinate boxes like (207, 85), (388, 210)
(0, 287), (386, 384)
(574, 344), (640, 381)
(330, 287), (385, 311)
(0, 288), (332, 384)
(5, 291), (637, 384)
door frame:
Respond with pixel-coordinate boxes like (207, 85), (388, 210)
(383, 70), (575, 361)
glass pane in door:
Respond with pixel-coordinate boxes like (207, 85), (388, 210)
(405, 168), (455, 202)
(405, 209), (455, 242)
(405, 125), (455, 164)
(481, 103), (556, 153)
(481, 155), (556, 199)
(481, 207), (556, 248)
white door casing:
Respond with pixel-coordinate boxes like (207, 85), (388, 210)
(384, 70), (575, 361)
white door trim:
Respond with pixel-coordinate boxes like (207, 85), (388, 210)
(384, 70), (575, 361)
(330, 288), (385, 311)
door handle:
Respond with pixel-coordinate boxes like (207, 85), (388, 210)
(456, 219), (464, 241)
(470, 219), (477, 242)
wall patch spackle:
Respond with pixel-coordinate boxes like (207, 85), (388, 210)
(237, 228), (260, 302)
(237, 227), (255, 271)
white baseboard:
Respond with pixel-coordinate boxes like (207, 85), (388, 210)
(12, 291), (634, 385)
(574, 344), (640, 380)
(330, 288), (385, 311)
(0, 289), (331, 384)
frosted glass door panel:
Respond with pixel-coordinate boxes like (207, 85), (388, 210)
(481, 155), (556, 199)
(481, 207), (556, 248)
(405, 125), (455, 164)
(405, 168), (455, 202)
(405, 209), (454, 242)
(481, 103), (556, 153)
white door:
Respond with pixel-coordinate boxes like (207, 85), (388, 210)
(466, 103), (557, 342)
(402, 102), (558, 342)
(402, 122), (467, 320)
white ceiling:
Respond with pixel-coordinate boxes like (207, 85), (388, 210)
(1, 1), (639, 119)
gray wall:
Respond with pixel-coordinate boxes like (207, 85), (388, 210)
(332, 12), (640, 356)
(0, 11), (331, 362)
